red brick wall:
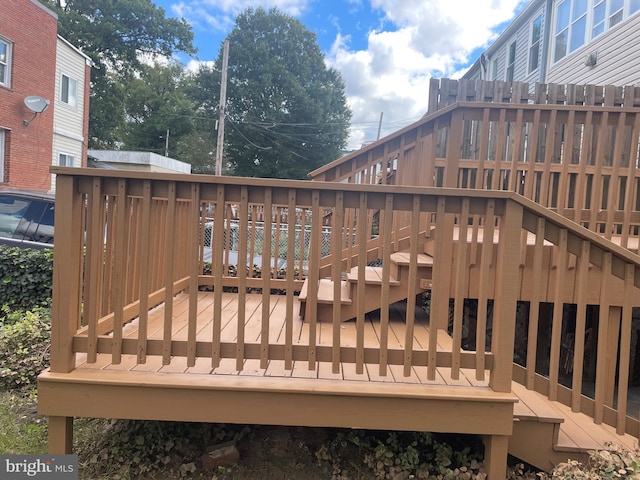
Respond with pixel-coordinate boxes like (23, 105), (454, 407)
(0, 0), (57, 191)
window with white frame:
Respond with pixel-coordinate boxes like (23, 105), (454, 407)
(554, 0), (640, 62)
(506, 41), (516, 81)
(60, 73), (78, 107)
(529, 15), (543, 73)
(0, 130), (5, 183)
(0, 38), (11, 87)
(58, 153), (74, 167)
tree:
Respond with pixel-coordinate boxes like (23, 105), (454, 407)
(213, 8), (351, 179)
(121, 62), (196, 158)
(39, 0), (196, 148)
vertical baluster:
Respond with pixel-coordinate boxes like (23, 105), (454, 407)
(85, 179), (103, 364)
(136, 181), (152, 364)
(476, 199), (495, 381)
(605, 112), (627, 239)
(187, 184), (200, 367)
(557, 110), (576, 216)
(616, 263), (635, 434)
(525, 217), (545, 388)
(260, 188), (273, 369)
(355, 192), (367, 374)
(589, 112), (609, 232)
(307, 190), (321, 369)
(212, 185), (225, 368)
(379, 194), (394, 377)
(573, 111), (593, 226)
(524, 109), (541, 199)
(428, 197), (447, 380)
(111, 179), (128, 365)
(236, 187), (249, 371)
(548, 229), (568, 401)
(403, 195), (421, 376)
(331, 191), (344, 373)
(162, 182), (177, 365)
(451, 197), (469, 379)
(621, 115), (640, 249)
(571, 240), (590, 411)
(285, 189), (296, 370)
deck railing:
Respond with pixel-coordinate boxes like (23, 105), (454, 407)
(51, 167), (640, 438)
(310, 99), (640, 253)
(51, 169), (523, 390)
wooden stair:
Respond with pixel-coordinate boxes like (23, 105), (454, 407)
(298, 251), (434, 322)
(510, 381), (638, 471)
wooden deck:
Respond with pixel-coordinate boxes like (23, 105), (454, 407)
(41, 291), (636, 469)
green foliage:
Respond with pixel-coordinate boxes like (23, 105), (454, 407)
(316, 430), (490, 479)
(0, 246), (53, 310)
(121, 62), (197, 157)
(542, 443), (640, 479)
(77, 420), (249, 479)
(39, 0), (196, 148)
(211, 7), (352, 179)
(0, 307), (51, 390)
(0, 391), (47, 454)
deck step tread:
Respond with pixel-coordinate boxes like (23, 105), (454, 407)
(390, 251), (434, 267)
(298, 279), (352, 305)
(346, 266), (400, 286)
(511, 382), (564, 424)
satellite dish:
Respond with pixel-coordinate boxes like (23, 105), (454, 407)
(24, 96), (50, 113)
(23, 96), (50, 127)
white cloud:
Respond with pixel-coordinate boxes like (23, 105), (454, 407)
(327, 0), (526, 149)
(171, 0), (311, 34)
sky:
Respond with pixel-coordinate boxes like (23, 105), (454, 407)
(153, 0), (528, 150)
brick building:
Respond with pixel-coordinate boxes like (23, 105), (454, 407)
(0, 0), (90, 192)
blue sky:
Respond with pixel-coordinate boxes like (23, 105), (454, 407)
(153, 0), (528, 149)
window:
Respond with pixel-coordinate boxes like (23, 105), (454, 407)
(60, 74), (77, 107)
(529, 15), (543, 73)
(506, 41), (516, 81)
(0, 38), (11, 87)
(58, 153), (75, 167)
(555, 0), (640, 61)
(491, 58), (499, 80)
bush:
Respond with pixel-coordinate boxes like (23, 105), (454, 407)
(544, 443), (640, 479)
(0, 246), (53, 310)
(0, 307), (51, 390)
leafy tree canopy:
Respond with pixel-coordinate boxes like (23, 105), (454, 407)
(39, 0), (196, 148)
(212, 7), (352, 179)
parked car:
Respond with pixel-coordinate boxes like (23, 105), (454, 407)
(0, 189), (55, 249)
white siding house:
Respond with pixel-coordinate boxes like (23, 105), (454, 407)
(463, 0), (640, 89)
(51, 35), (90, 191)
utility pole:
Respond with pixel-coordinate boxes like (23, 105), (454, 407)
(164, 128), (169, 157)
(376, 112), (384, 140)
(215, 40), (229, 176)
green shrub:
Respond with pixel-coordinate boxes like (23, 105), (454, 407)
(0, 307), (51, 390)
(0, 246), (53, 310)
(544, 443), (640, 479)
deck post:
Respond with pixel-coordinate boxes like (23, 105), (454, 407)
(48, 416), (73, 454)
(51, 174), (83, 373)
(490, 199), (523, 393)
(483, 434), (508, 479)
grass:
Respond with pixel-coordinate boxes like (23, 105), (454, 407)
(0, 389), (47, 454)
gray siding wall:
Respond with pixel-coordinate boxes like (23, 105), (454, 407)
(486, 3), (547, 88)
(546, 12), (640, 86)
